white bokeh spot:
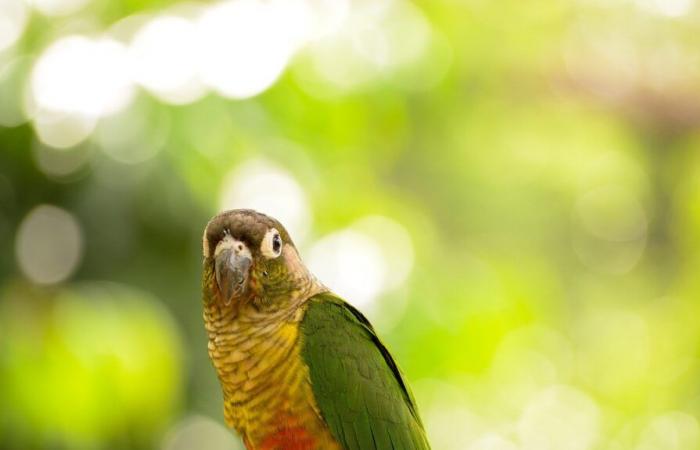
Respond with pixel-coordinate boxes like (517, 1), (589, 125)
(31, 108), (97, 149)
(635, 0), (694, 17)
(129, 16), (206, 104)
(219, 159), (310, 241)
(15, 205), (84, 285)
(0, 0), (28, 52)
(31, 36), (134, 117)
(162, 415), (245, 450)
(518, 385), (600, 450)
(636, 412), (700, 450)
(469, 434), (519, 450)
(308, 229), (387, 308)
(307, 216), (414, 309)
(196, 0), (310, 99)
(25, 0), (91, 16)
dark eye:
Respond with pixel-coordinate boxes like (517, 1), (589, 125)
(272, 233), (282, 254)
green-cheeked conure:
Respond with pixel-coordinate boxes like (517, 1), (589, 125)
(201, 209), (431, 450)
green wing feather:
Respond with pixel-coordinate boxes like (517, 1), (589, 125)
(300, 292), (431, 450)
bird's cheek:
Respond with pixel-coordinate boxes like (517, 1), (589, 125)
(248, 270), (264, 296)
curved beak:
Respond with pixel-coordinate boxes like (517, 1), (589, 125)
(215, 247), (252, 304)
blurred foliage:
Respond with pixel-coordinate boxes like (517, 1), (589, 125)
(2, 0), (700, 449)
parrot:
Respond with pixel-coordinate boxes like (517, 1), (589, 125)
(201, 209), (431, 450)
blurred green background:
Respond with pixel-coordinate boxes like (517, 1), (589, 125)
(2, 0), (700, 449)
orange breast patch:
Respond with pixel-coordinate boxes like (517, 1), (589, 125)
(258, 424), (317, 450)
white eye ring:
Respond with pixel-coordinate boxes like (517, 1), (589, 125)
(261, 228), (283, 258)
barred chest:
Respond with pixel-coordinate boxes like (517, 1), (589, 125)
(203, 301), (341, 450)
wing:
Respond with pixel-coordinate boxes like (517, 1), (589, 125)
(299, 292), (431, 450)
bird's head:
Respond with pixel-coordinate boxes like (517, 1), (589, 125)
(202, 209), (320, 309)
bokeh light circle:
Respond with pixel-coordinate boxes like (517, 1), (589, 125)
(15, 204), (84, 285)
(196, 0), (308, 99)
(468, 434), (519, 450)
(162, 415), (244, 450)
(0, 0), (28, 52)
(575, 186), (647, 242)
(129, 16), (206, 104)
(31, 36), (134, 117)
(0, 282), (183, 444)
(32, 108), (97, 149)
(354, 215), (414, 290)
(573, 185), (648, 274)
(33, 141), (92, 178)
(308, 229), (387, 308)
(219, 159), (310, 241)
(518, 385), (600, 450)
(636, 412), (700, 450)
(635, 0), (693, 17)
(26, 0), (92, 16)
(307, 216), (414, 309)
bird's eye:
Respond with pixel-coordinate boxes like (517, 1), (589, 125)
(261, 228), (283, 258)
(272, 233), (281, 254)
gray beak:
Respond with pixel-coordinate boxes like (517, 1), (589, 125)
(215, 247), (252, 304)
